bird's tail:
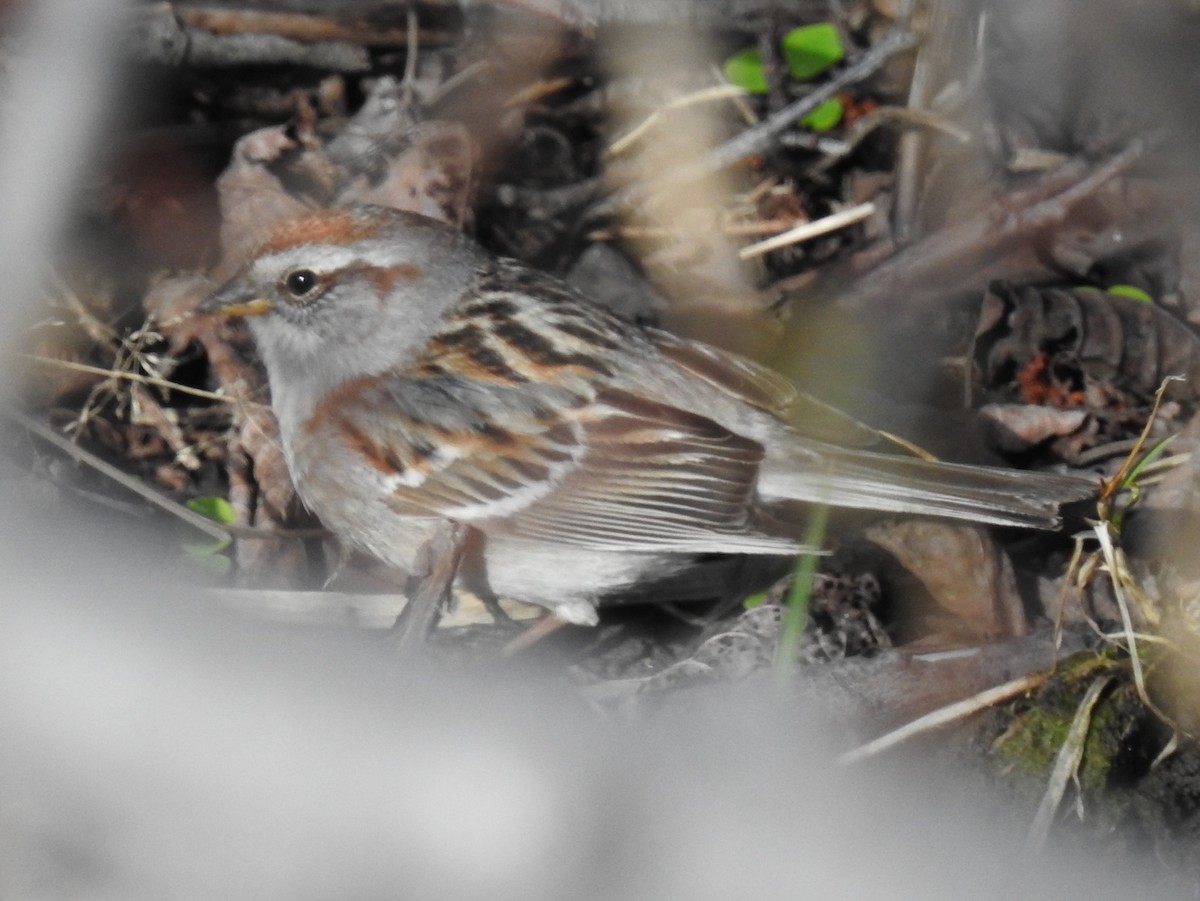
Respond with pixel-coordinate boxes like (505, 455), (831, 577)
(760, 446), (1096, 529)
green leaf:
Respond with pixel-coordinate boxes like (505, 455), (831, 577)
(743, 591), (768, 609)
(799, 96), (844, 131)
(1119, 433), (1178, 492)
(782, 23), (844, 80)
(182, 533), (232, 556)
(182, 547), (233, 575)
(774, 503), (830, 682)
(1107, 284), (1154, 304)
(723, 47), (768, 94)
(187, 495), (235, 524)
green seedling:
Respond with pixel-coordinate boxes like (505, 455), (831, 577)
(774, 502), (830, 682)
(183, 496), (234, 572)
(723, 22), (846, 116)
(799, 97), (844, 131)
(781, 23), (845, 79)
(723, 47), (770, 94)
(1106, 284), (1154, 304)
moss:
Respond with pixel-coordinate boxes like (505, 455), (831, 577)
(991, 650), (1138, 799)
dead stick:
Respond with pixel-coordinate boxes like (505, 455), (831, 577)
(841, 133), (1161, 310)
(592, 30), (918, 217)
(8, 409), (322, 541)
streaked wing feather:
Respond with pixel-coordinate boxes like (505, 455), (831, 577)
(336, 376), (800, 554)
(504, 390), (800, 553)
(654, 332), (797, 413)
(317, 373), (585, 520)
(656, 331), (895, 446)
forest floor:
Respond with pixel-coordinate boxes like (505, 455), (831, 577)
(15, 0), (1200, 884)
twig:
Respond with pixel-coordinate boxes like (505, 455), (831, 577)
(809, 106), (971, 179)
(12, 408), (229, 542)
(891, 0), (967, 244)
(738, 202), (875, 259)
(9, 409), (320, 541)
(1093, 523), (1150, 706)
(169, 4), (458, 47)
(401, 5), (420, 90)
(587, 216), (813, 242)
(607, 84), (749, 157)
(837, 670), (1048, 765)
(841, 133), (1162, 309)
(1098, 375), (1184, 506)
(128, 6), (374, 71)
(590, 30), (919, 218)
(704, 30), (919, 173)
(24, 354), (260, 406)
(50, 270), (120, 351)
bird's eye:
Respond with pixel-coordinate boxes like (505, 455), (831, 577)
(282, 268), (319, 299)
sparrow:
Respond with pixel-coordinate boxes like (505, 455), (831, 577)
(201, 204), (1093, 628)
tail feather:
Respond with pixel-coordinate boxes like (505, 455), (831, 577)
(760, 447), (1096, 529)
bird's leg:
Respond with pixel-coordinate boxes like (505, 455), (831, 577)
(457, 530), (516, 626)
(389, 521), (466, 656)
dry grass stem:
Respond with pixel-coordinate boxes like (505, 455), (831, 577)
(10, 409), (320, 541)
(1024, 674), (1114, 855)
(738, 202), (875, 259)
(607, 84), (748, 157)
(25, 354), (263, 406)
(837, 670), (1049, 766)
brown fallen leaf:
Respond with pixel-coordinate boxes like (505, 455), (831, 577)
(975, 282), (1200, 407)
(213, 124), (321, 279)
(977, 403), (1090, 455)
(337, 120), (477, 229)
(863, 520), (1028, 647)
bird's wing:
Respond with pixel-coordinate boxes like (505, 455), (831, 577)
(654, 332), (890, 447)
(500, 389), (801, 553)
(653, 332), (798, 413)
(322, 373), (800, 555)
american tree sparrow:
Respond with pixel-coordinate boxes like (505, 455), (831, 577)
(202, 205), (1092, 628)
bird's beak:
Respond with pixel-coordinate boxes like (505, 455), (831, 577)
(199, 283), (273, 318)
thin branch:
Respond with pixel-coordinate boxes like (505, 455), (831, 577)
(24, 354), (261, 406)
(704, 29), (919, 173)
(9, 409), (321, 541)
(143, 3), (458, 49)
(607, 84), (749, 157)
(590, 30), (918, 218)
(738, 202), (875, 259)
(12, 408), (229, 542)
(841, 133), (1162, 310)
(837, 670), (1048, 765)
(1093, 523), (1151, 706)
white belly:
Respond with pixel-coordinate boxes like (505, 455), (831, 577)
(472, 538), (688, 626)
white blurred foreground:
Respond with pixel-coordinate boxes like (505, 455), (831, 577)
(0, 513), (1183, 900)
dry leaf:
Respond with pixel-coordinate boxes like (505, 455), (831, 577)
(864, 520), (1028, 646)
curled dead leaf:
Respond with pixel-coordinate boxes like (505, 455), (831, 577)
(863, 520), (1028, 646)
(977, 403), (1090, 455)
